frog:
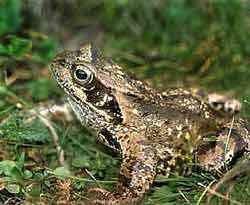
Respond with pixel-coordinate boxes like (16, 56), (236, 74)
(50, 44), (250, 205)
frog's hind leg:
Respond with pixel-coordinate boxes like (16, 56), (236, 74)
(194, 120), (249, 173)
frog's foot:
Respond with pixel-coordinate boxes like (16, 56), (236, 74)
(194, 128), (248, 173)
(86, 188), (140, 205)
(85, 188), (113, 205)
(207, 93), (241, 115)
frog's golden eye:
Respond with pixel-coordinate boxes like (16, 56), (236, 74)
(73, 66), (94, 85)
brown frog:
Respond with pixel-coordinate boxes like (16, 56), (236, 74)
(50, 44), (250, 205)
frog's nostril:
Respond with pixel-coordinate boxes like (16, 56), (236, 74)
(51, 58), (66, 68)
(58, 59), (66, 65)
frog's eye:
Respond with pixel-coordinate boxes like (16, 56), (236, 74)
(73, 66), (94, 85)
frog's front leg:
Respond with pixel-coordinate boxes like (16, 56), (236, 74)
(88, 144), (158, 205)
(27, 101), (74, 122)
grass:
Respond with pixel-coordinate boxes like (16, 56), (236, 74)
(0, 0), (250, 204)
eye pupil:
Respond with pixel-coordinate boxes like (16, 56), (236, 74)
(75, 69), (88, 80)
(73, 66), (94, 87)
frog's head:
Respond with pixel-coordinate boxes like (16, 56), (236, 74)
(50, 44), (147, 141)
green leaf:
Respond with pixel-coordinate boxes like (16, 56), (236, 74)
(27, 183), (41, 197)
(0, 0), (21, 36)
(0, 160), (16, 176)
(0, 86), (8, 95)
(32, 38), (56, 62)
(7, 36), (32, 58)
(0, 160), (23, 181)
(0, 113), (51, 143)
(0, 44), (9, 56)
(72, 157), (91, 168)
(9, 166), (23, 181)
(5, 183), (20, 194)
(23, 170), (33, 179)
(53, 167), (71, 179)
(27, 78), (59, 101)
(17, 152), (25, 168)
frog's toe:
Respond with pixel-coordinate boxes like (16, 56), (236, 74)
(208, 93), (241, 115)
(88, 187), (110, 197)
(86, 188), (112, 204)
(86, 188), (125, 205)
(224, 99), (241, 114)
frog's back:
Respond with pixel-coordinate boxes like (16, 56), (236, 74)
(136, 88), (245, 160)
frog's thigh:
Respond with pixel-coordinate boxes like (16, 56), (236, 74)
(195, 128), (247, 172)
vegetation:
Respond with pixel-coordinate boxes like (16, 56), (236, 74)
(0, 0), (249, 204)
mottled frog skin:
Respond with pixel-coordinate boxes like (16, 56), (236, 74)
(50, 44), (250, 205)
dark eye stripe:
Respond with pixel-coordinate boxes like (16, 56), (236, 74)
(84, 79), (123, 123)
